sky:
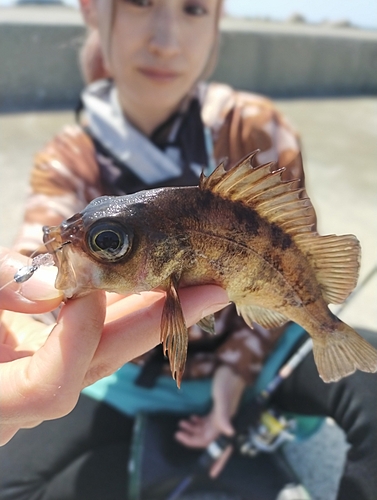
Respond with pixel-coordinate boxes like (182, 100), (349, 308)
(225, 0), (377, 29)
(1, 0), (376, 30)
(224, 0), (377, 30)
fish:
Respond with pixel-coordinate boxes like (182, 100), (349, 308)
(43, 152), (377, 386)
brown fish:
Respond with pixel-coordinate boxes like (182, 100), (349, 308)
(43, 153), (377, 386)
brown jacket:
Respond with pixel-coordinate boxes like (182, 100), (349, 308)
(14, 82), (309, 385)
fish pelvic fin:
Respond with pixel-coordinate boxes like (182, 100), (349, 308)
(312, 322), (377, 382)
(236, 304), (288, 330)
(160, 274), (188, 388)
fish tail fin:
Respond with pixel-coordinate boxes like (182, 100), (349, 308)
(312, 322), (377, 382)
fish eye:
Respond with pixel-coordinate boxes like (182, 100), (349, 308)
(87, 223), (131, 261)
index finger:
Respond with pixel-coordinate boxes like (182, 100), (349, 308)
(0, 247), (63, 313)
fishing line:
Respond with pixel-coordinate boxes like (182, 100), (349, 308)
(14, 252), (55, 283)
(0, 279), (17, 293)
(0, 240), (72, 293)
(0, 242), (52, 292)
(12, 238), (58, 284)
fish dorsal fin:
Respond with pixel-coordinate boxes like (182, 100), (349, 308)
(200, 152), (316, 238)
(201, 153), (360, 305)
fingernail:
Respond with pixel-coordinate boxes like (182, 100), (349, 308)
(20, 266), (63, 301)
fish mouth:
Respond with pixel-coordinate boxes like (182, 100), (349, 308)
(43, 214), (88, 298)
(42, 225), (77, 297)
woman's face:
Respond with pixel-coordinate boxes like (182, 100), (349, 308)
(97, 0), (219, 128)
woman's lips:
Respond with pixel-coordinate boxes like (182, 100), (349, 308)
(138, 67), (180, 83)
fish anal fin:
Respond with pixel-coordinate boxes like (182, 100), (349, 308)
(197, 314), (216, 335)
(298, 234), (361, 304)
(236, 304), (289, 330)
(160, 274), (188, 387)
(312, 323), (377, 382)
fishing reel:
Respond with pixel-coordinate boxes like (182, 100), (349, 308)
(236, 407), (296, 457)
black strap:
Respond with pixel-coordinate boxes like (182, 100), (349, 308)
(135, 348), (167, 388)
(80, 97), (209, 195)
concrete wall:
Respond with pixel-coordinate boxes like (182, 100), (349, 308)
(1, 7), (377, 111)
(214, 20), (377, 97)
(0, 23), (84, 110)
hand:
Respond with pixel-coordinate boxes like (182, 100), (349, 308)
(0, 247), (229, 445)
(175, 365), (246, 477)
(175, 411), (234, 478)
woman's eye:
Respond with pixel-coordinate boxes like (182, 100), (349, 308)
(124, 0), (152, 8)
(184, 3), (208, 16)
(88, 223), (132, 261)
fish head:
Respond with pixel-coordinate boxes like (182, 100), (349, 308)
(43, 193), (164, 298)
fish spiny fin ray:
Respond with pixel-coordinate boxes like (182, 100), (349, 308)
(200, 152), (316, 238)
(236, 304), (289, 329)
(294, 234), (360, 304)
(312, 322), (377, 382)
(197, 314), (216, 334)
(160, 274), (188, 388)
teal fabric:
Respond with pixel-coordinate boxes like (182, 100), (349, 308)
(83, 323), (324, 439)
(82, 363), (213, 417)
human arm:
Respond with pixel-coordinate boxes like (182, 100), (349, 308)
(13, 126), (102, 255)
(203, 83), (316, 227)
(174, 304), (285, 475)
(175, 364), (245, 477)
(0, 247), (229, 445)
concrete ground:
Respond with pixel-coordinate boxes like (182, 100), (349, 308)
(1, 97), (376, 499)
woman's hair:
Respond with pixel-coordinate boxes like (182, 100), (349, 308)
(79, 0), (223, 85)
(79, 28), (110, 84)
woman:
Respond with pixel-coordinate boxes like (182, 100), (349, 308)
(1, 1), (376, 499)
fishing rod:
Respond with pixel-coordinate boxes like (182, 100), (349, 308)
(165, 338), (312, 500)
(166, 263), (377, 500)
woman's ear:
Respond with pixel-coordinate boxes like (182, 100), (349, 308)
(79, 0), (99, 29)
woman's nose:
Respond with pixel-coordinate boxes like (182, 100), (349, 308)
(148, 9), (180, 57)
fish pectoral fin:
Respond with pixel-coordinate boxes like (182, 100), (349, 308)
(160, 274), (188, 388)
(236, 304), (289, 330)
(197, 314), (216, 335)
(312, 322), (377, 382)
